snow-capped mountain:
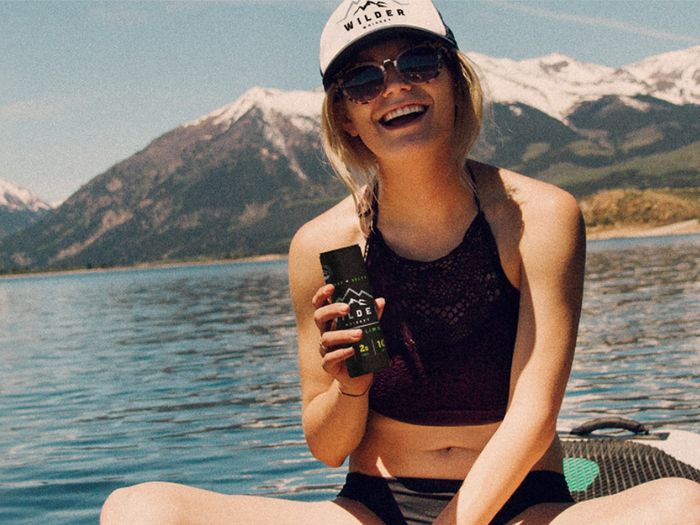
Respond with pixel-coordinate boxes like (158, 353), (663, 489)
(469, 52), (618, 121)
(1, 46), (697, 271)
(185, 87), (322, 132)
(469, 44), (700, 121)
(0, 86), (341, 269)
(0, 178), (51, 239)
(0, 177), (51, 212)
(624, 45), (700, 106)
(183, 87), (324, 181)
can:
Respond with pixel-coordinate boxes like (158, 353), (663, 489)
(319, 244), (389, 377)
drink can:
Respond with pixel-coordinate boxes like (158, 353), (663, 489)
(320, 244), (389, 377)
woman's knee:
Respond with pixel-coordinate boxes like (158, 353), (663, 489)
(644, 478), (700, 524)
(101, 482), (182, 525)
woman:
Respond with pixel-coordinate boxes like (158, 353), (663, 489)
(101, 1), (700, 523)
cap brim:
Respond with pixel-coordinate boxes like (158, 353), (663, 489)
(321, 27), (457, 91)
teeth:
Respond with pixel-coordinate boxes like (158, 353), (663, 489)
(381, 105), (426, 123)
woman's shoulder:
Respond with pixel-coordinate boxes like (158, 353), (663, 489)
(469, 161), (584, 281)
(470, 160), (582, 235)
(507, 167), (581, 238)
(288, 195), (364, 280)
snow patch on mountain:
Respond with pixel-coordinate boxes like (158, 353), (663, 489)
(623, 45), (700, 105)
(617, 96), (653, 112)
(0, 178), (51, 212)
(185, 87), (323, 130)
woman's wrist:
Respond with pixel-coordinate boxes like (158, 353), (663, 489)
(335, 380), (371, 398)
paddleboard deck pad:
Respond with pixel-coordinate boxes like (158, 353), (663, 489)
(560, 418), (700, 501)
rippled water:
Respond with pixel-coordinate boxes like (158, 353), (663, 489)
(561, 234), (700, 431)
(0, 235), (698, 524)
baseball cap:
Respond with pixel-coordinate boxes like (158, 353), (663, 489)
(320, 0), (458, 90)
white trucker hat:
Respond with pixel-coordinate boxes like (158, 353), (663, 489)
(320, 0), (458, 89)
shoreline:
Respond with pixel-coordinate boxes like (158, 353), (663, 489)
(586, 219), (700, 240)
(0, 253), (288, 280)
(2, 221), (698, 279)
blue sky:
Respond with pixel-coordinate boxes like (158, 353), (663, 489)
(2, 0), (699, 204)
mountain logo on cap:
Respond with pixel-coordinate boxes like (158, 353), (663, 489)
(337, 0), (409, 32)
(354, 1), (389, 13)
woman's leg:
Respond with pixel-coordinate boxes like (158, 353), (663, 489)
(507, 478), (700, 525)
(100, 481), (385, 525)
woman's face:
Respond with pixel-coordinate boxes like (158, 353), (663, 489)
(338, 38), (457, 164)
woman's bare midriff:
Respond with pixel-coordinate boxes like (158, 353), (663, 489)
(349, 411), (564, 480)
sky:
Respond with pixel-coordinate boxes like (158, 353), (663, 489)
(2, 0), (699, 205)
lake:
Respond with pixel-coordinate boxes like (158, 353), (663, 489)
(0, 234), (698, 524)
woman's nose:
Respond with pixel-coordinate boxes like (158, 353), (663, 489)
(381, 61), (412, 97)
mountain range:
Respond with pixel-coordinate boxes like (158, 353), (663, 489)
(1, 45), (698, 272)
(471, 45), (700, 121)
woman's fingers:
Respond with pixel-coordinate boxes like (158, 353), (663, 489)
(311, 284), (334, 309)
(314, 302), (348, 330)
(375, 297), (386, 319)
(321, 346), (355, 372)
(319, 329), (362, 355)
(312, 284), (352, 331)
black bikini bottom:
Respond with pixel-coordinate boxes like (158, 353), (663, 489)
(337, 470), (574, 524)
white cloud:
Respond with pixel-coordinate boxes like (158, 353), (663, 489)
(88, 4), (149, 26)
(0, 97), (62, 123)
(489, 0), (700, 44)
(0, 95), (81, 124)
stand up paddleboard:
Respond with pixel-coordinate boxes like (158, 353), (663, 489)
(560, 417), (700, 501)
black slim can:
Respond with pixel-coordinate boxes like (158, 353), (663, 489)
(320, 244), (389, 377)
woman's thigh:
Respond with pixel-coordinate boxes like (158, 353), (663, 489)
(100, 481), (385, 525)
(507, 478), (700, 525)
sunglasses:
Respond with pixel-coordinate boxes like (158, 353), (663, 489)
(336, 43), (446, 104)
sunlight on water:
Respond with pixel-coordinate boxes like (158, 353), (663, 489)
(0, 235), (698, 524)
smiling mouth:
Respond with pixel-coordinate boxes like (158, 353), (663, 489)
(380, 105), (428, 128)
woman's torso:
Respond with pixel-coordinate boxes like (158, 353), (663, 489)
(325, 163), (565, 480)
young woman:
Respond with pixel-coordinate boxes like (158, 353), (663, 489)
(101, 1), (700, 523)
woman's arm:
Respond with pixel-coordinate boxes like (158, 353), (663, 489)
(288, 217), (376, 467)
(435, 184), (586, 525)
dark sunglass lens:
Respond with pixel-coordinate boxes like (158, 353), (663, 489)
(397, 46), (441, 83)
(341, 65), (385, 102)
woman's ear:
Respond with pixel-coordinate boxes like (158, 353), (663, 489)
(343, 121), (359, 138)
(342, 120), (359, 137)
(339, 106), (359, 137)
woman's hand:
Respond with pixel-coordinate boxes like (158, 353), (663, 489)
(312, 283), (385, 395)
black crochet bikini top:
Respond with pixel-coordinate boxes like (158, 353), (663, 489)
(364, 182), (520, 426)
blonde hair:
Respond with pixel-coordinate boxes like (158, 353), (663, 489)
(321, 48), (484, 232)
